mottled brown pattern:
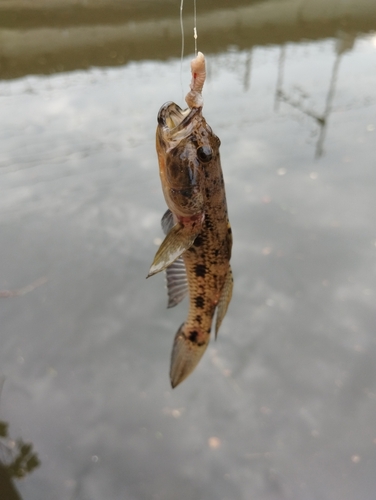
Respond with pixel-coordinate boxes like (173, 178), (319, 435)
(151, 103), (233, 387)
(179, 118), (232, 346)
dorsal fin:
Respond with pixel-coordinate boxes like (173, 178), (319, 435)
(215, 266), (233, 338)
(166, 257), (188, 308)
(162, 209), (188, 307)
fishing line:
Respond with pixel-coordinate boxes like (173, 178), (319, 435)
(180, 0), (185, 97)
(180, 0), (185, 66)
(180, 0), (199, 60)
(180, 0), (199, 98)
(194, 0), (198, 57)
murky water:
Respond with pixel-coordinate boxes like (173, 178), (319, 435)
(1, 1), (376, 499)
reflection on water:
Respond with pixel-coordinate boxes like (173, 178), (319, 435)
(0, 420), (40, 479)
(1, 0), (376, 79)
(0, 382), (40, 499)
(275, 31), (356, 157)
(0, 0), (376, 499)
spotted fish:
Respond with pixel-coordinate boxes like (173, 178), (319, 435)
(148, 52), (233, 388)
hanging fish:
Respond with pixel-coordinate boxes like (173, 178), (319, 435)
(148, 52), (233, 388)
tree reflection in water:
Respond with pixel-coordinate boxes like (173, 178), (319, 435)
(0, 385), (40, 500)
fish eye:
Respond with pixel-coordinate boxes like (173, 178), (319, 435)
(197, 146), (212, 163)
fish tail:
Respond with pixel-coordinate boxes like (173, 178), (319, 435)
(170, 323), (209, 388)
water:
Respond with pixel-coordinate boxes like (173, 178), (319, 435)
(0, 1), (376, 499)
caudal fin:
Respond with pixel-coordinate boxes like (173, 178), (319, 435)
(169, 323), (209, 388)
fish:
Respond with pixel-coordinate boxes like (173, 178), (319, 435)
(148, 52), (233, 388)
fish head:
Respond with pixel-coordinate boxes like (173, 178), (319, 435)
(156, 101), (220, 218)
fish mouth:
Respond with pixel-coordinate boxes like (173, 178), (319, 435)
(157, 102), (201, 143)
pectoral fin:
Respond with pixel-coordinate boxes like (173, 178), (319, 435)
(161, 209), (174, 235)
(215, 266), (233, 338)
(147, 223), (198, 278)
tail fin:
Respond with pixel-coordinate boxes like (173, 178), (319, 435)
(169, 323), (209, 388)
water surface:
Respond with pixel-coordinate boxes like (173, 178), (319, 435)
(0, 1), (376, 499)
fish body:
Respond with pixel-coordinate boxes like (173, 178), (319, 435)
(148, 53), (233, 388)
